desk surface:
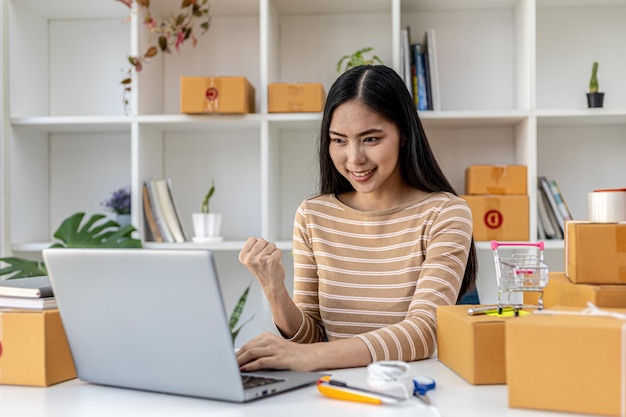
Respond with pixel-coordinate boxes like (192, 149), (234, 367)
(0, 358), (593, 417)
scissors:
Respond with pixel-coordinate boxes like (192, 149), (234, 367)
(413, 376), (436, 405)
(317, 375), (437, 406)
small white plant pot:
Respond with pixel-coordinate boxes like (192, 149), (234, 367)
(192, 213), (223, 242)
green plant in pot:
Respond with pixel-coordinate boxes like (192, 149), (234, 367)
(192, 179), (223, 243)
(586, 61), (604, 108)
(336, 47), (383, 73)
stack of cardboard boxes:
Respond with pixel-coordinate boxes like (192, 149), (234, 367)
(507, 220), (626, 416)
(461, 165), (529, 241)
(438, 219), (626, 416)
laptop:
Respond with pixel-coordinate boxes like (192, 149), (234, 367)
(42, 248), (323, 402)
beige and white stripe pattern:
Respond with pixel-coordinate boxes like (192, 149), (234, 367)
(288, 192), (473, 362)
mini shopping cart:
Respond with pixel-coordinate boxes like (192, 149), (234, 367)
(467, 241), (550, 316)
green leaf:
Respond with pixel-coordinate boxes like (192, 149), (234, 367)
(0, 212), (142, 279)
(52, 212), (142, 248)
(229, 282), (254, 343)
(0, 257), (47, 279)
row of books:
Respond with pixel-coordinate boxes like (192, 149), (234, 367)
(0, 275), (57, 310)
(142, 178), (189, 243)
(400, 26), (441, 111)
(537, 176), (574, 240)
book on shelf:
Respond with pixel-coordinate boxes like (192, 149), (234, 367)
(142, 182), (164, 242)
(538, 176), (565, 236)
(411, 42), (428, 111)
(153, 178), (188, 243)
(422, 29), (441, 111)
(401, 26), (413, 98)
(144, 180), (174, 242)
(0, 275), (53, 298)
(537, 188), (561, 240)
(548, 179), (574, 223)
(0, 295), (57, 310)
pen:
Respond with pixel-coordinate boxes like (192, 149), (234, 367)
(317, 376), (405, 405)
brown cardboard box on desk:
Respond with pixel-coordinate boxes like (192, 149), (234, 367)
(506, 306), (626, 416)
(268, 83), (325, 113)
(437, 305), (519, 385)
(465, 165), (527, 195)
(524, 271), (626, 308)
(565, 221), (626, 284)
(180, 76), (255, 114)
(0, 309), (76, 387)
(461, 195), (529, 241)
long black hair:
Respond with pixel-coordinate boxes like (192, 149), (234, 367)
(318, 65), (477, 300)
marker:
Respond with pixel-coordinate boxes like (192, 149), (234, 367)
(316, 376), (405, 405)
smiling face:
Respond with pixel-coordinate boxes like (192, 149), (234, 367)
(328, 100), (409, 210)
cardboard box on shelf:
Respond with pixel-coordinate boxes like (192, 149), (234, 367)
(506, 306), (626, 416)
(0, 309), (76, 387)
(461, 195), (529, 241)
(268, 83), (325, 113)
(524, 271), (626, 308)
(180, 76), (255, 114)
(565, 221), (626, 284)
(437, 305), (518, 385)
(465, 165), (527, 195)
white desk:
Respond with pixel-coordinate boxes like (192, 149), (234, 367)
(0, 358), (592, 417)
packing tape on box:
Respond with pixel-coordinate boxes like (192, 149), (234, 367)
(588, 189), (626, 222)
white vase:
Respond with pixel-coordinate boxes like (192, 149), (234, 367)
(192, 213), (223, 242)
(116, 214), (132, 228)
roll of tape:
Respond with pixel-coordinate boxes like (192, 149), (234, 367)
(588, 189), (626, 222)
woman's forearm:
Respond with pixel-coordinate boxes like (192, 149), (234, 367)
(263, 283), (304, 338)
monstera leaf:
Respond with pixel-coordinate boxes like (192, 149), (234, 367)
(0, 257), (48, 279)
(50, 212), (141, 248)
(0, 212), (141, 279)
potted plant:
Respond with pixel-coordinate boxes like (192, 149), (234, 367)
(336, 47), (383, 73)
(102, 186), (132, 227)
(586, 61), (604, 108)
(192, 179), (223, 242)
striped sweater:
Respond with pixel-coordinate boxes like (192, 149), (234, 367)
(289, 191), (473, 362)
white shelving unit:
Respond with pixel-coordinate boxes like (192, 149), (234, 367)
(2, 0), (626, 340)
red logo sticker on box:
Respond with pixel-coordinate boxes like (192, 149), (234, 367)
(484, 210), (503, 229)
(205, 87), (218, 101)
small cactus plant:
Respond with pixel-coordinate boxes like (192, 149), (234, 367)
(589, 62), (599, 93)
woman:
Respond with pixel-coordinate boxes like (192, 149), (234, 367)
(237, 65), (477, 372)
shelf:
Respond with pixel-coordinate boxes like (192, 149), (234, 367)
(136, 114), (263, 132)
(536, 109), (626, 126)
(419, 110), (529, 128)
(10, 116), (132, 133)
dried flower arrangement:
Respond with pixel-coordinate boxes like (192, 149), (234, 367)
(117, 0), (212, 110)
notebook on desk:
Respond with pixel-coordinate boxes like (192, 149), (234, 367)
(42, 248), (322, 403)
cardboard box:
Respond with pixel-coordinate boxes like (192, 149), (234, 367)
(180, 76), (255, 114)
(437, 305), (517, 385)
(506, 307), (626, 416)
(465, 165), (527, 195)
(0, 309), (76, 387)
(461, 195), (529, 241)
(268, 83), (325, 113)
(525, 271), (626, 308)
(565, 221), (626, 284)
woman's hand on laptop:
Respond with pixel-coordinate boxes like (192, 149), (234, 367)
(237, 332), (315, 372)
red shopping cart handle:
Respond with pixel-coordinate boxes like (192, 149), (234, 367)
(491, 240), (545, 251)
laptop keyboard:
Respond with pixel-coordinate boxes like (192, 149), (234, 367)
(241, 374), (285, 389)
